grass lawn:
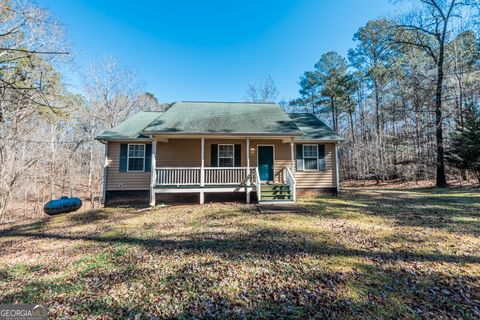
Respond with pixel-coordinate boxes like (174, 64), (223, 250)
(1, 188), (479, 319)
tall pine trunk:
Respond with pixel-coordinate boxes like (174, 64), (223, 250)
(330, 96), (337, 132)
(435, 30), (447, 187)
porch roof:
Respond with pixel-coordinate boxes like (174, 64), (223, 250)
(96, 111), (164, 141)
(142, 101), (303, 136)
(288, 113), (344, 142)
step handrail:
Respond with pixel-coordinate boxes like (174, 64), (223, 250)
(283, 167), (296, 202)
(255, 167), (261, 202)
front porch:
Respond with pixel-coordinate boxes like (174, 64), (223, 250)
(149, 137), (297, 205)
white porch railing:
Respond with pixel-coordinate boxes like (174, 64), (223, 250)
(204, 167), (251, 185)
(155, 167), (256, 186)
(156, 168), (201, 185)
(282, 167), (296, 202)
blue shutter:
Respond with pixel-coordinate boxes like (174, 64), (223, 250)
(144, 144), (152, 172)
(119, 144), (128, 172)
(318, 144), (326, 171)
(211, 144), (218, 167)
(234, 144), (241, 167)
(296, 144), (303, 171)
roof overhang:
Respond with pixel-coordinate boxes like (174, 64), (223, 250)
(142, 132), (303, 137)
(95, 137), (154, 142)
(293, 139), (344, 143)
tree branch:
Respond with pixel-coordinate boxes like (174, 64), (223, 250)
(0, 48), (69, 55)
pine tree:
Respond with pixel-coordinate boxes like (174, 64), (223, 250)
(446, 104), (480, 184)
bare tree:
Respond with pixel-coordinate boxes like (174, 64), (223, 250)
(245, 74), (279, 103)
(83, 56), (143, 129)
(137, 92), (169, 111)
(0, 0), (68, 221)
(79, 56), (146, 208)
(394, 0), (476, 187)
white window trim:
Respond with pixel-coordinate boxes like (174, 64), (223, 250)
(218, 144), (235, 167)
(127, 143), (146, 172)
(303, 144), (319, 171)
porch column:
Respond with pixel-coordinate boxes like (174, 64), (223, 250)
(335, 142), (340, 195)
(290, 139), (295, 173)
(200, 138), (205, 204)
(246, 138), (250, 185)
(101, 142), (108, 204)
(246, 138), (250, 203)
(149, 137), (157, 207)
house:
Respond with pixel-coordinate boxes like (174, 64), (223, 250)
(96, 101), (343, 206)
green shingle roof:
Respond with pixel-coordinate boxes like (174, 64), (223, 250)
(288, 113), (344, 142)
(96, 111), (164, 141)
(96, 104), (344, 142)
(143, 101), (302, 136)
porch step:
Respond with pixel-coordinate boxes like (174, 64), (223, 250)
(260, 194), (293, 200)
(261, 190), (292, 196)
(259, 184), (293, 202)
(261, 184), (290, 191)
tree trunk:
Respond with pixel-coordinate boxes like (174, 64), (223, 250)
(330, 96), (337, 132)
(435, 36), (447, 187)
(349, 110), (355, 143)
(373, 79), (381, 136)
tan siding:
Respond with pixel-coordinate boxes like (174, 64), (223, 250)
(294, 143), (336, 188)
(156, 139), (201, 166)
(105, 139), (337, 191)
(106, 142), (151, 191)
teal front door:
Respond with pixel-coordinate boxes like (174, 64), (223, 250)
(258, 146), (274, 181)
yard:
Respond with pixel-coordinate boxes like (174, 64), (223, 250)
(0, 188), (479, 319)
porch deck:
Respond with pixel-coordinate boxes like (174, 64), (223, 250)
(151, 166), (296, 204)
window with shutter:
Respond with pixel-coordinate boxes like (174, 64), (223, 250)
(218, 144), (234, 167)
(303, 144), (319, 171)
(127, 144), (145, 172)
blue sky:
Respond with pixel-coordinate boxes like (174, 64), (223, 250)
(40, 0), (397, 103)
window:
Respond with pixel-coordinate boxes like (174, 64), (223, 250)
(303, 144), (318, 170)
(127, 144), (145, 172)
(218, 144), (234, 167)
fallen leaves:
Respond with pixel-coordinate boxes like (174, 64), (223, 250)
(0, 189), (479, 319)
